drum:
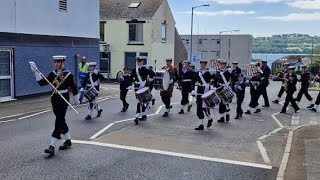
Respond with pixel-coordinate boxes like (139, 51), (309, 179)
(136, 87), (152, 103)
(201, 90), (220, 108)
(154, 70), (170, 91)
(84, 87), (99, 102)
(217, 87), (235, 104)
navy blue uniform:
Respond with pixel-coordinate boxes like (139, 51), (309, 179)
(295, 71), (313, 102)
(281, 73), (300, 113)
(235, 81), (246, 117)
(38, 69), (78, 140)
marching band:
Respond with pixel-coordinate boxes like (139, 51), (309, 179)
(29, 55), (320, 157)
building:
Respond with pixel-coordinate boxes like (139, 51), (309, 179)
(0, 0), (100, 102)
(174, 28), (188, 71)
(180, 34), (253, 69)
(99, 0), (176, 78)
(271, 55), (310, 74)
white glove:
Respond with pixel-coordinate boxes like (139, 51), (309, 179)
(139, 81), (146, 89)
(94, 69), (99, 75)
(191, 90), (196, 97)
(149, 78), (154, 82)
(73, 94), (80, 106)
(237, 86), (242, 90)
(223, 84), (229, 90)
(29, 61), (42, 81)
(227, 68), (233, 74)
(126, 86), (132, 90)
(246, 80), (250, 84)
(169, 79), (173, 84)
(120, 76), (124, 81)
(79, 88), (85, 92)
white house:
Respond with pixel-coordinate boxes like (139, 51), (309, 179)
(99, 0), (176, 78)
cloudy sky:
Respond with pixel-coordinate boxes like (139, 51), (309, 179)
(167, 0), (320, 37)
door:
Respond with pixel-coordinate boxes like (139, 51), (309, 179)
(0, 49), (14, 101)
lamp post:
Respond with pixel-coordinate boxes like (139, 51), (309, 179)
(311, 36), (314, 67)
(190, 4), (210, 62)
(218, 29), (240, 59)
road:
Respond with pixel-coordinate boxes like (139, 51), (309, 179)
(1, 81), (318, 180)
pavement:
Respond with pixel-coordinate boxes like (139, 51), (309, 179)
(0, 81), (319, 180)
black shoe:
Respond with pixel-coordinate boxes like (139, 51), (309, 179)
(311, 108), (317, 112)
(59, 139), (72, 150)
(85, 115), (91, 120)
(272, 100), (279, 104)
(207, 119), (213, 128)
(163, 112), (169, 117)
(295, 109), (301, 113)
(245, 110), (251, 115)
(307, 104), (314, 109)
(262, 105), (270, 107)
(44, 145), (55, 156)
(239, 113), (243, 118)
(235, 116), (240, 119)
(226, 114), (230, 122)
(134, 117), (139, 125)
(280, 110), (286, 113)
(97, 109), (103, 117)
(195, 125), (204, 130)
(217, 117), (225, 123)
(121, 107), (127, 112)
(169, 105), (173, 109)
(254, 109), (261, 113)
(152, 99), (155, 106)
(187, 105), (192, 112)
(178, 109), (184, 114)
(139, 115), (147, 121)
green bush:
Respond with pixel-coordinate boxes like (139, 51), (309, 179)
(295, 69), (302, 75)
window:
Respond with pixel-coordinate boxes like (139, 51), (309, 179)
(129, 2), (141, 8)
(217, 40), (220, 44)
(100, 21), (106, 42)
(59, 0), (67, 11)
(129, 23), (143, 43)
(161, 24), (167, 42)
(139, 52), (148, 57)
(198, 39), (203, 44)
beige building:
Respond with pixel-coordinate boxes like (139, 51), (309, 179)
(100, 0), (176, 78)
(181, 34), (253, 69)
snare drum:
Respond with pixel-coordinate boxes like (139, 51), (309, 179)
(217, 87), (235, 104)
(201, 90), (220, 107)
(154, 70), (170, 91)
(136, 87), (152, 103)
(84, 87), (99, 102)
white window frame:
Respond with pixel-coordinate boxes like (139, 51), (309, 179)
(128, 23), (144, 44)
(161, 24), (167, 42)
(0, 49), (14, 102)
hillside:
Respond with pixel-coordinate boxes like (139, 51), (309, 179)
(253, 34), (320, 54)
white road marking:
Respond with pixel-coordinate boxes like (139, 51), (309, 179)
(291, 114), (300, 126)
(89, 123), (115, 140)
(276, 130), (294, 180)
(0, 112), (31, 120)
(73, 140), (273, 170)
(155, 106), (163, 115)
(272, 112), (284, 128)
(0, 109), (51, 124)
(256, 140), (272, 165)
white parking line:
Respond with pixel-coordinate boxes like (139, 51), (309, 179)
(272, 112), (284, 128)
(291, 114), (300, 126)
(256, 140), (272, 165)
(73, 140), (273, 170)
(0, 109), (51, 124)
(155, 105), (163, 115)
(277, 131), (294, 180)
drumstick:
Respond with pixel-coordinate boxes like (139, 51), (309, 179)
(30, 62), (79, 114)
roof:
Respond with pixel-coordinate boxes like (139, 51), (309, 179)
(100, 0), (163, 19)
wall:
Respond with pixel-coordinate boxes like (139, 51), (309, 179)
(174, 28), (187, 68)
(150, 0), (175, 69)
(0, 0), (99, 38)
(104, 20), (153, 78)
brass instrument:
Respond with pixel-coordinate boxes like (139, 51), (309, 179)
(246, 63), (263, 78)
(210, 59), (220, 70)
(283, 75), (289, 91)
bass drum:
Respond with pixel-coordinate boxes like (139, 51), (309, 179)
(116, 71), (124, 83)
(154, 70), (170, 91)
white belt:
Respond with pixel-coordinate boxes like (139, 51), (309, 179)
(182, 79), (192, 82)
(54, 89), (68, 94)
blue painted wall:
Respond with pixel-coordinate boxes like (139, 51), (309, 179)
(15, 46), (99, 97)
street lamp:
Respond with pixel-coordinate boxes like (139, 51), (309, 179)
(190, 4), (210, 62)
(311, 36), (314, 67)
(218, 29), (240, 58)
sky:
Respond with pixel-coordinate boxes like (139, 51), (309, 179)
(167, 0), (320, 37)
